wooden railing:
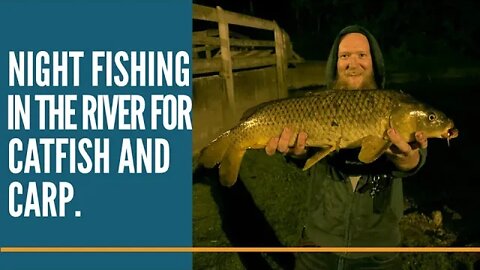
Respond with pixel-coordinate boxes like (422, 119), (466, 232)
(193, 4), (303, 113)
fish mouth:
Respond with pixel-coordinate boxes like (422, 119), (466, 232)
(441, 125), (458, 147)
(441, 127), (459, 139)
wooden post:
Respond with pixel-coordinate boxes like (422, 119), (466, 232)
(205, 45), (212, 59)
(216, 6), (236, 116)
(201, 31), (212, 59)
(274, 22), (288, 99)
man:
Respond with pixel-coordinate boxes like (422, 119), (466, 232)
(265, 25), (428, 270)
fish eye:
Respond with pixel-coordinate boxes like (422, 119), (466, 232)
(428, 113), (437, 121)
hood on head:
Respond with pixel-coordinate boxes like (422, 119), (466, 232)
(325, 25), (385, 89)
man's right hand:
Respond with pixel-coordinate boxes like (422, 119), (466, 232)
(265, 127), (308, 157)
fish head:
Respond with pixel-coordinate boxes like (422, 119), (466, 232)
(390, 102), (459, 143)
(414, 106), (458, 140)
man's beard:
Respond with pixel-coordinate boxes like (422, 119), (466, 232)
(332, 73), (377, 90)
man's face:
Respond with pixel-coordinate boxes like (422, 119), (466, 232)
(335, 33), (377, 90)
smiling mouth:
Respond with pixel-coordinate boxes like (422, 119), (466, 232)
(346, 73), (362, 76)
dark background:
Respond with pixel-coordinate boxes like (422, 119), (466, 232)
(193, 1), (480, 268)
(194, 0), (479, 71)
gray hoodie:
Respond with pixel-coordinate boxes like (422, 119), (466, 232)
(325, 25), (385, 89)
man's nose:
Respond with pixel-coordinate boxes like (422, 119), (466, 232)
(348, 55), (359, 66)
(346, 56), (361, 70)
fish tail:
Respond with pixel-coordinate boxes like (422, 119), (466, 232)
(198, 130), (233, 168)
(219, 147), (246, 186)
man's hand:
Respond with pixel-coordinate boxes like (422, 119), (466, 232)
(385, 128), (428, 171)
(265, 128), (308, 157)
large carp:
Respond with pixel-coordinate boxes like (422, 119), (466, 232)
(198, 89), (458, 186)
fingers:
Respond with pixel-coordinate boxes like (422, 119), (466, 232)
(415, 131), (428, 149)
(265, 128), (307, 156)
(265, 137), (279, 156)
(277, 127), (293, 154)
(293, 131), (308, 156)
(387, 128), (412, 155)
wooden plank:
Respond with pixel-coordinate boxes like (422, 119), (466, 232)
(192, 30), (207, 39)
(233, 56), (276, 69)
(193, 56), (276, 75)
(195, 29), (250, 40)
(291, 51), (305, 63)
(205, 29), (219, 37)
(193, 4), (275, 31)
(243, 50), (273, 57)
(231, 50), (273, 58)
(193, 36), (275, 47)
(193, 59), (221, 74)
(193, 45), (219, 54)
(193, 46), (208, 54)
(274, 22), (288, 98)
(193, 4), (218, 22)
(217, 6), (236, 114)
(222, 11), (275, 30)
(205, 45), (212, 59)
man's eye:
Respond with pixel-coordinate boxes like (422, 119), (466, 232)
(339, 54), (348, 59)
(359, 53), (367, 58)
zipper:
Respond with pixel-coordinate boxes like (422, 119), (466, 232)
(343, 192), (355, 248)
(337, 256), (345, 270)
(339, 194), (355, 270)
(339, 175), (366, 269)
(338, 177), (359, 269)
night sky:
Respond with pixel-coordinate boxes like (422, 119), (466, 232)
(194, 0), (480, 67)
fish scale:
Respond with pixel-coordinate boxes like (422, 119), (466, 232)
(198, 89), (458, 186)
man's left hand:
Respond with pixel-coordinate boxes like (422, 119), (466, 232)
(385, 128), (428, 171)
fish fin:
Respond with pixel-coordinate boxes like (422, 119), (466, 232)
(198, 131), (232, 168)
(240, 103), (268, 120)
(240, 97), (292, 120)
(219, 147), (246, 187)
(303, 147), (335, 170)
(358, 135), (392, 163)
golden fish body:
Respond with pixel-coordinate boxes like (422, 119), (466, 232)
(198, 90), (458, 186)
